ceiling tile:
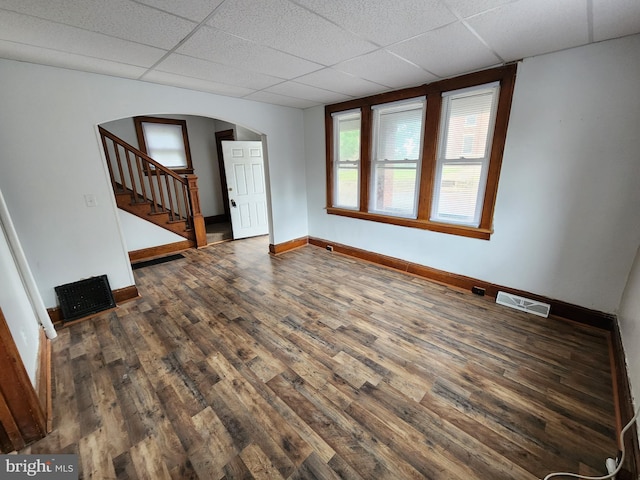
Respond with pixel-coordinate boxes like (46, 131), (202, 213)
(264, 81), (352, 103)
(388, 22), (501, 78)
(334, 50), (437, 89)
(207, 0), (377, 65)
(0, 0), (196, 49)
(294, 68), (388, 97)
(135, 0), (224, 22)
(467, 0), (589, 62)
(1, 0), (636, 110)
(592, 0), (640, 42)
(0, 10), (166, 67)
(442, 0), (517, 19)
(177, 26), (323, 79)
(244, 91), (319, 109)
(143, 70), (254, 97)
(294, 0), (456, 46)
(0, 40), (147, 78)
(154, 54), (284, 90)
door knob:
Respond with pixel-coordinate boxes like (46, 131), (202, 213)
(231, 199), (237, 207)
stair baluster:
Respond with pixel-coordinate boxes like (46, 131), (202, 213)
(124, 149), (139, 203)
(113, 141), (126, 194)
(98, 126), (207, 247)
(101, 134), (118, 193)
(134, 154), (148, 202)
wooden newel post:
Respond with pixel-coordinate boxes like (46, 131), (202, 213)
(186, 174), (207, 248)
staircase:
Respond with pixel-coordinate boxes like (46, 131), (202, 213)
(99, 127), (207, 248)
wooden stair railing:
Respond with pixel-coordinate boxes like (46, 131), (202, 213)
(99, 126), (206, 248)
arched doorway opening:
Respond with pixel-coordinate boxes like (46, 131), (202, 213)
(99, 114), (270, 260)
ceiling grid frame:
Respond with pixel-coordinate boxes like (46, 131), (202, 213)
(0, 0), (637, 107)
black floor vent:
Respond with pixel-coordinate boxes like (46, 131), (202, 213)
(132, 253), (185, 270)
(55, 275), (116, 323)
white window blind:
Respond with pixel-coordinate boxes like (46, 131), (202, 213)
(332, 110), (361, 209)
(431, 84), (499, 227)
(143, 123), (187, 169)
(370, 98), (425, 218)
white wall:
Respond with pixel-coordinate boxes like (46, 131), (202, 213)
(117, 210), (184, 252)
(0, 60), (308, 308)
(304, 34), (640, 314)
(100, 116), (137, 147)
(619, 245), (640, 444)
(0, 215), (40, 385)
(214, 120), (262, 141)
(183, 115), (225, 217)
(236, 125), (262, 141)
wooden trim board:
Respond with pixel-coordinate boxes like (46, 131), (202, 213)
(48, 284), (139, 328)
(0, 308), (46, 452)
(269, 237), (309, 255)
(307, 236), (614, 329)
(36, 328), (52, 433)
(129, 240), (193, 263)
(610, 323), (639, 478)
(112, 285), (140, 305)
(215, 129), (235, 220)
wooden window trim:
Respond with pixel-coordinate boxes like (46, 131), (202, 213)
(325, 64), (517, 240)
(134, 116), (194, 175)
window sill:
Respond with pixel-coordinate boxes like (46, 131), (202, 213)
(326, 207), (492, 240)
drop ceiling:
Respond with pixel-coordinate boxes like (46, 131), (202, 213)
(0, 0), (638, 109)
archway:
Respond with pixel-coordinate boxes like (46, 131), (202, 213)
(99, 114), (271, 260)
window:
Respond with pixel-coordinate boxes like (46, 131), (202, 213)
(325, 65), (517, 240)
(370, 98), (425, 218)
(332, 110), (361, 209)
(134, 116), (193, 174)
(431, 83), (499, 227)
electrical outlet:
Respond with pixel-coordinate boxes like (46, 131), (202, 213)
(326, 245), (333, 252)
(84, 194), (98, 207)
(471, 286), (485, 296)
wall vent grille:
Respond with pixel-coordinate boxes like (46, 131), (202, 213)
(55, 275), (115, 322)
(496, 291), (551, 318)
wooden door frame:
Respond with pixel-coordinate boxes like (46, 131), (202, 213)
(215, 129), (235, 222)
(0, 308), (46, 452)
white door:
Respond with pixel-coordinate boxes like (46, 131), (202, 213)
(221, 141), (269, 239)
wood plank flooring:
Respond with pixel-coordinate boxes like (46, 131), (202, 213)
(23, 236), (617, 479)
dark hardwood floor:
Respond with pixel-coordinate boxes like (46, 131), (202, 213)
(24, 236), (617, 479)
